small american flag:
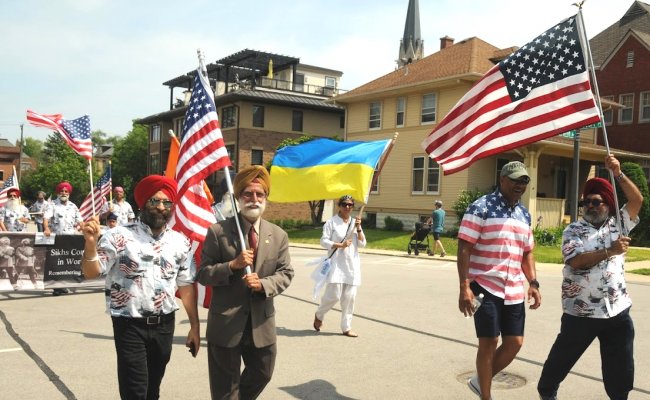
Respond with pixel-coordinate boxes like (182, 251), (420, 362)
(421, 14), (600, 175)
(26, 110), (93, 160)
(79, 166), (112, 221)
(0, 172), (19, 207)
(171, 60), (231, 242)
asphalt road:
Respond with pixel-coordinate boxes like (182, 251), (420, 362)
(1, 245), (650, 399)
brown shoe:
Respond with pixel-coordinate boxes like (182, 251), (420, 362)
(342, 330), (358, 337)
(313, 314), (322, 331)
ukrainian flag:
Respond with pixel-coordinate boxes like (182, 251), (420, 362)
(269, 138), (390, 203)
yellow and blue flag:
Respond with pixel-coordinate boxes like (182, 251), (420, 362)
(269, 138), (390, 203)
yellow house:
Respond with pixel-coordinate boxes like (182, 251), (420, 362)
(333, 37), (650, 230)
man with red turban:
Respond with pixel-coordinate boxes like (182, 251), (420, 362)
(199, 165), (294, 400)
(538, 154), (644, 400)
(43, 181), (82, 295)
(80, 175), (200, 399)
(0, 188), (31, 232)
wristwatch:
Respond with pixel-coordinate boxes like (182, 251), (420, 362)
(529, 279), (540, 289)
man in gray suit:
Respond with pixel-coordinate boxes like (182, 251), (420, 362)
(199, 165), (294, 400)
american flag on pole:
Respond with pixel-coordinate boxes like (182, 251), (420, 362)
(421, 14), (600, 175)
(79, 166), (112, 221)
(171, 61), (231, 242)
(0, 172), (19, 207)
(26, 110), (93, 160)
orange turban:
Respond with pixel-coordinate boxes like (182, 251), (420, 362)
(233, 166), (270, 197)
(583, 177), (616, 216)
(134, 175), (177, 209)
(56, 181), (73, 194)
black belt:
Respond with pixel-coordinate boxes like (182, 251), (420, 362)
(129, 313), (175, 325)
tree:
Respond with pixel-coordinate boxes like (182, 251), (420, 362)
(111, 123), (148, 208)
(616, 162), (650, 246)
(20, 137), (44, 163)
(21, 133), (96, 205)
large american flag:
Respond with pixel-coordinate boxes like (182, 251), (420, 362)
(171, 63), (231, 242)
(79, 166), (112, 221)
(26, 110), (93, 160)
(421, 14), (600, 175)
(0, 172), (19, 207)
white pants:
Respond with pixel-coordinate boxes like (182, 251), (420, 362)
(315, 283), (358, 332)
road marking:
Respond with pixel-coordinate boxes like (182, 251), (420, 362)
(0, 347), (23, 353)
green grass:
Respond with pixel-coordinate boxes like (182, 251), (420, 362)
(629, 268), (650, 276)
(287, 227), (650, 264)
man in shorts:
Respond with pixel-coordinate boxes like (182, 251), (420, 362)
(457, 161), (542, 399)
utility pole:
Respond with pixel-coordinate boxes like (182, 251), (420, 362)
(18, 123), (24, 181)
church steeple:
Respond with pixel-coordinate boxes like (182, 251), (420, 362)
(397, 0), (423, 67)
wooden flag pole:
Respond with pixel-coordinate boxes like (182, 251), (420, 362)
(87, 159), (96, 217)
(108, 160), (113, 205)
(366, 132), (399, 202)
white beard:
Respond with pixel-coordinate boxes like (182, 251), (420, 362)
(59, 195), (68, 203)
(5, 199), (20, 213)
(238, 199), (266, 221)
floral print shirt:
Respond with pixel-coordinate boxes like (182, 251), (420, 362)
(561, 207), (638, 318)
(0, 205), (31, 232)
(97, 222), (194, 318)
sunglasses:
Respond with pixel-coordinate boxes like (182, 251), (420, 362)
(148, 198), (173, 208)
(507, 176), (530, 185)
(580, 199), (605, 208)
(340, 203), (354, 208)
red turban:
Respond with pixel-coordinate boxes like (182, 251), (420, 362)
(233, 166), (270, 197)
(583, 177), (616, 216)
(134, 175), (177, 209)
(7, 188), (20, 197)
(56, 181), (73, 194)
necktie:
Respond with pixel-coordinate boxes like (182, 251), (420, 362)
(248, 226), (258, 257)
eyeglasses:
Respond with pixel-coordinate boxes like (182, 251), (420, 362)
(580, 198), (605, 208)
(340, 203), (354, 208)
(7, 194), (17, 198)
(148, 198), (173, 208)
(507, 176), (530, 185)
(242, 191), (266, 200)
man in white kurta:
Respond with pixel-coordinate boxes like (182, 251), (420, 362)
(314, 195), (366, 337)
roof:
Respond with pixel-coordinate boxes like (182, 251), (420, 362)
(589, 1), (650, 67)
(335, 37), (507, 102)
(137, 88), (343, 124)
(0, 138), (17, 148)
(163, 49), (300, 89)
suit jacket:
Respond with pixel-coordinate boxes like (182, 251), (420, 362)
(198, 215), (294, 348)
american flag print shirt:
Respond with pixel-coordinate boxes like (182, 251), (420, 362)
(0, 205), (31, 232)
(44, 199), (82, 234)
(458, 190), (534, 304)
(561, 207), (638, 318)
(97, 222), (194, 318)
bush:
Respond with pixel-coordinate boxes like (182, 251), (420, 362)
(269, 219), (311, 230)
(617, 162), (650, 246)
(451, 188), (487, 225)
(533, 226), (565, 246)
(383, 216), (404, 231)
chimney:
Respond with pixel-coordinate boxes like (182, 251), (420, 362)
(440, 36), (454, 50)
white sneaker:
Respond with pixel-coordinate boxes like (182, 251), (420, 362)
(467, 375), (495, 399)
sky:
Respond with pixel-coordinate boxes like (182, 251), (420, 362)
(0, 0), (636, 145)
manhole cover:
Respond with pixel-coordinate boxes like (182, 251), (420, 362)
(457, 371), (527, 390)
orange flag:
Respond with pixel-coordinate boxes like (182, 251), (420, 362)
(165, 132), (215, 204)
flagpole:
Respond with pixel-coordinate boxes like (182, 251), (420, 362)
(365, 132), (399, 203)
(575, 4), (624, 233)
(88, 159), (96, 217)
(108, 160), (113, 205)
(196, 47), (249, 275)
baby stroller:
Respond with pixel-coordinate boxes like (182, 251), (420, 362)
(407, 222), (433, 256)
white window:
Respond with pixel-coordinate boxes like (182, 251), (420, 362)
(370, 167), (380, 194)
(602, 95), (614, 125)
(396, 97), (406, 127)
(618, 94), (634, 124)
(626, 51), (634, 68)
(421, 93), (436, 124)
(150, 124), (161, 143)
(369, 102), (382, 129)
(412, 156), (441, 194)
(174, 119), (184, 137)
(325, 76), (336, 88)
(226, 144), (236, 167)
(640, 92), (650, 122)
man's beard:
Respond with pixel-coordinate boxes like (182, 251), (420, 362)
(238, 199), (266, 221)
(6, 199), (20, 213)
(140, 208), (171, 230)
(59, 195), (68, 203)
(583, 206), (610, 226)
